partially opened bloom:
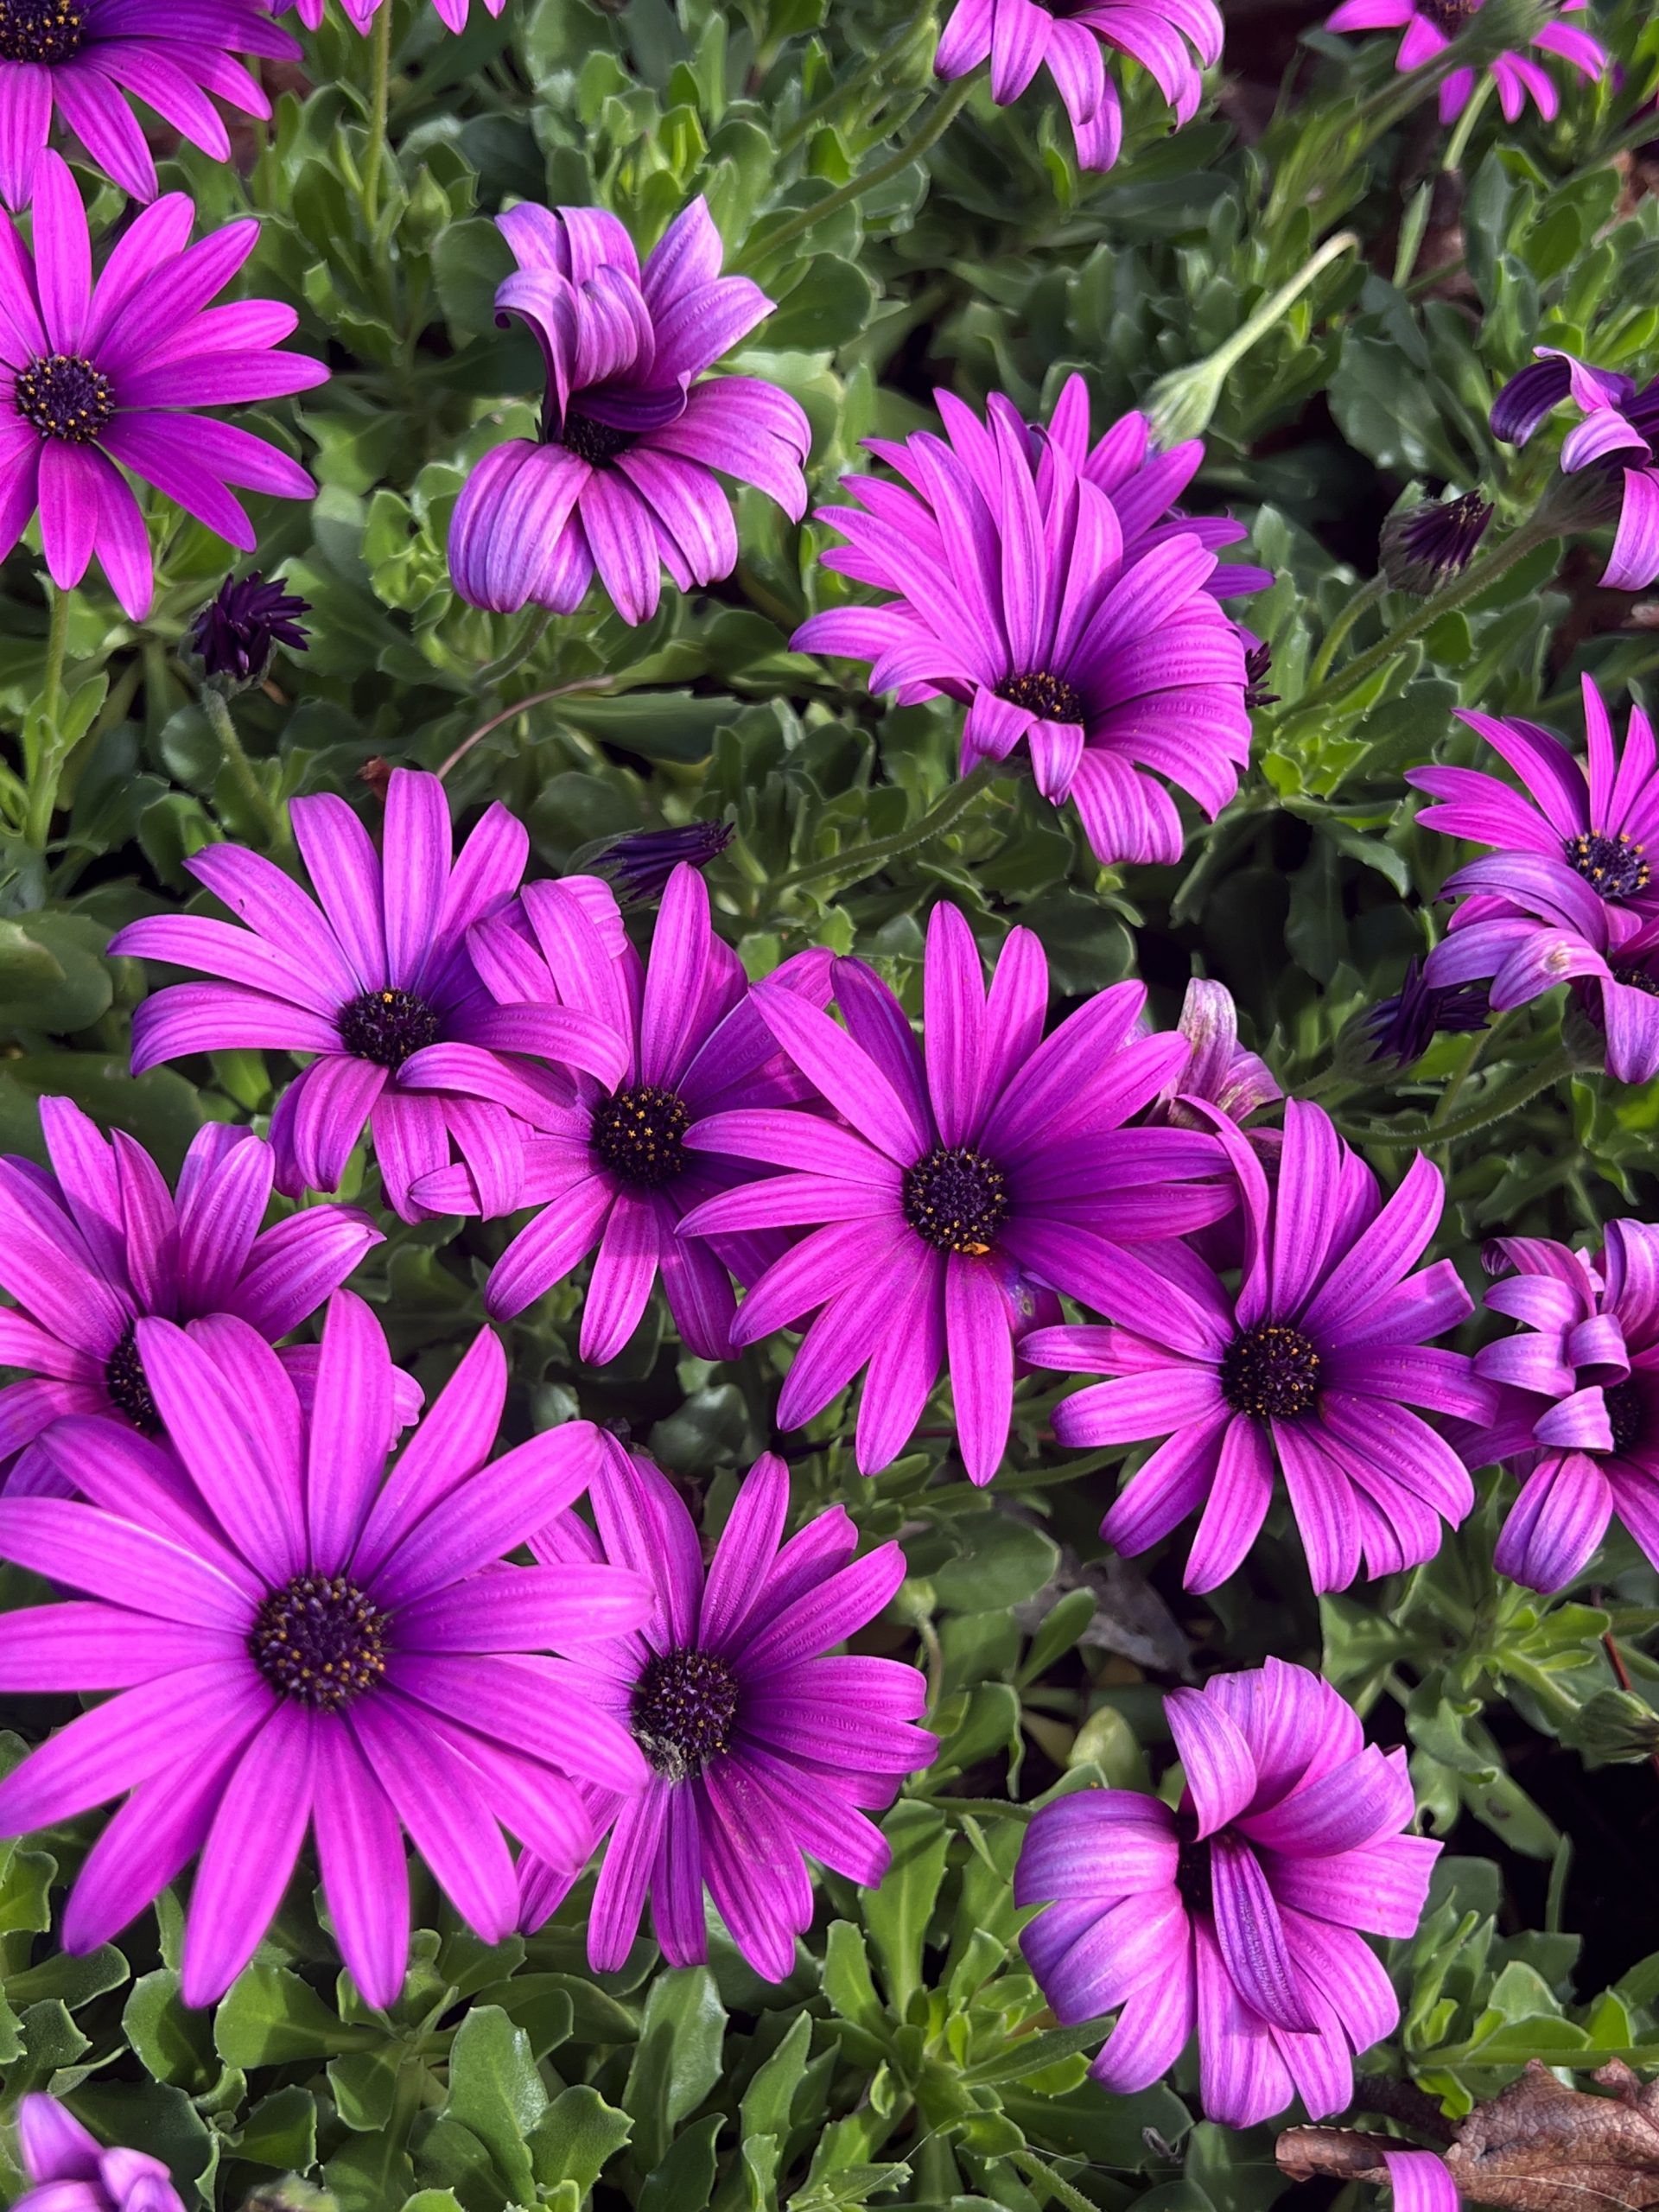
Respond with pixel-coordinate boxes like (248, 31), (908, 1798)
(449, 198), (810, 626)
(934, 0), (1221, 171)
(1491, 350), (1659, 588)
(1361, 957), (1489, 1069)
(12, 2096), (184, 2212)
(406, 864), (830, 1363)
(0, 152), (326, 620)
(0, 0), (298, 210)
(518, 1441), (932, 1980)
(0, 1097), (391, 1493)
(794, 391), (1250, 866)
(1149, 977), (1281, 1129)
(1015, 1658), (1440, 2124)
(678, 901), (1234, 1485)
(1465, 1225), (1659, 1592)
(1379, 491), (1493, 594)
(591, 818), (734, 905)
(192, 569), (311, 685)
(1323, 0), (1605, 125)
(0, 1292), (652, 2007)
(1023, 1102), (1494, 1590)
(110, 768), (628, 1221)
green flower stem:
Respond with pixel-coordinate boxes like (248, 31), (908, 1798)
(436, 677), (613, 780)
(1337, 1043), (1579, 1149)
(777, 6), (936, 155)
(23, 585), (73, 850)
(361, 2), (394, 230)
(1306, 570), (1390, 690)
(200, 685), (290, 849)
(1440, 70), (1496, 172)
(474, 607), (552, 693)
(775, 763), (994, 895)
(738, 76), (975, 272)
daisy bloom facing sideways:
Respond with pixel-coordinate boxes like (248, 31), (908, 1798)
(0, 153), (326, 620)
(10, 2095), (186, 2212)
(519, 1441), (933, 1980)
(1323, 0), (1605, 126)
(1015, 1658), (1440, 2125)
(0, 1292), (653, 2007)
(1022, 1101), (1495, 1590)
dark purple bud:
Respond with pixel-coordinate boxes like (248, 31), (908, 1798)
(590, 820), (734, 903)
(1379, 491), (1494, 594)
(191, 572), (312, 686)
(1362, 957), (1490, 1069)
(1243, 641), (1279, 709)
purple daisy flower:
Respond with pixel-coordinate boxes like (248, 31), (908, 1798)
(276, 0), (499, 30)
(518, 1440), (932, 1981)
(0, 152), (326, 621)
(405, 863), (832, 1363)
(1015, 1658), (1440, 2125)
(0, 1291), (652, 2008)
(1465, 1226), (1659, 1592)
(1414, 678), (1659, 1077)
(0, 0), (298, 211)
(791, 388), (1250, 867)
(1492, 349), (1659, 590)
(677, 900), (1234, 1486)
(0, 1096), (397, 1497)
(448, 197), (810, 626)
(108, 768), (629, 1223)
(1021, 1101), (1494, 1590)
(11, 2096), (185, 2212)
(933, 0), (1222, 171)
(1323, 0), (1606, 125)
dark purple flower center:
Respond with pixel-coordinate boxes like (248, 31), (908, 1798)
(1565, 830), (1650, 901)
(1174, 1816), (1213, 1918)
(557, 410), (634, 467)
(632, 1647), (740, 1781)
(995, 669), (1085, 723)
(337, 987), (442, 1070)
(1219, 1323), (1321, 1421)
(0, 0), (85, 64)
(250, 1573), (389, 1708)
(1610, 962), (1659, 997)
(902, 1145), (1007, 1255)
(15, 353), (114, 443)
(593, 1084), (690, 1187)
(104, 1324), (160, 1434)
(1605, 1379), (1647, 1458)
(1421, 0), (1477, 30)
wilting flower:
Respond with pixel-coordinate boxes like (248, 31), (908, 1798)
(110, 769), (628, 1222)
(1414, 679), (1659, 1077)
(0, 1293), (652, 2007)
(1464, 1225), (1659, 1592)
(1149, 977), (1281, 1128)
(0, 0), (298, 210)
(589, 818), (734, 905)
(0, 1098), (393, 1495)
(192, 570), (312, 685)
(934, 0), (1222, 171)
(449, 198), (810, 626)
(0, 153), (325, 620)
(519, 1441), (932, 1979)
(1492, 349), (1659, 588)
(1378, 491), (1493, 594)
(10, 2096), (185, 2212)
(1022, 1101), (1493, 1590)
(407, 865), (830, 1363)
(793, 390), (1250, 867)
(1323, 0), (1605, 124)
(678, 901), (1233, 1485)
(1361, 957), (1490, 1069)
(1015, 1657), (1440, 2125)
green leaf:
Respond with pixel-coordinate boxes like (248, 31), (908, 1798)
(528, 2083), (633, 2196)
(124, 1971), (217, 2089)
(861, 1802), (949, 2018)
(623, 1967), (728, 2172)
(215, 1966), (372, 2067)
(639, 2111), (726, 2212)
(442, 2004), (547, 2202)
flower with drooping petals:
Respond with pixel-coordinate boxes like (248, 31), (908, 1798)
(1463, 1225), (1659, 1592)
(677, 901), (1234, 1486)
(276, 0), (498, 31)
(1015, 1657), (1440, 2125)
(934, 0), (1222, 172)
(1414, 677), (1659, 1080)
(109, 768), (629, 1222)
(0, 1291), (652, 2007)
(0, 1096), (397, 1496)
(1022, 1101), (1494, 1590)
(449, 198), (810, 626)
(1149, 977), (1281, 1129)
(1324, 0), (1605, 127)
(792, 387), (1251, 866)
(1492, 349), (1659, 588)
(0, 0), (298, 211)
(0, 151), (326, 621)
(518, 1440), (932, 1980)
(405, 864), (831, 1363)
(192, 569), (311, 685)
(11, 2095), (186, 2212)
